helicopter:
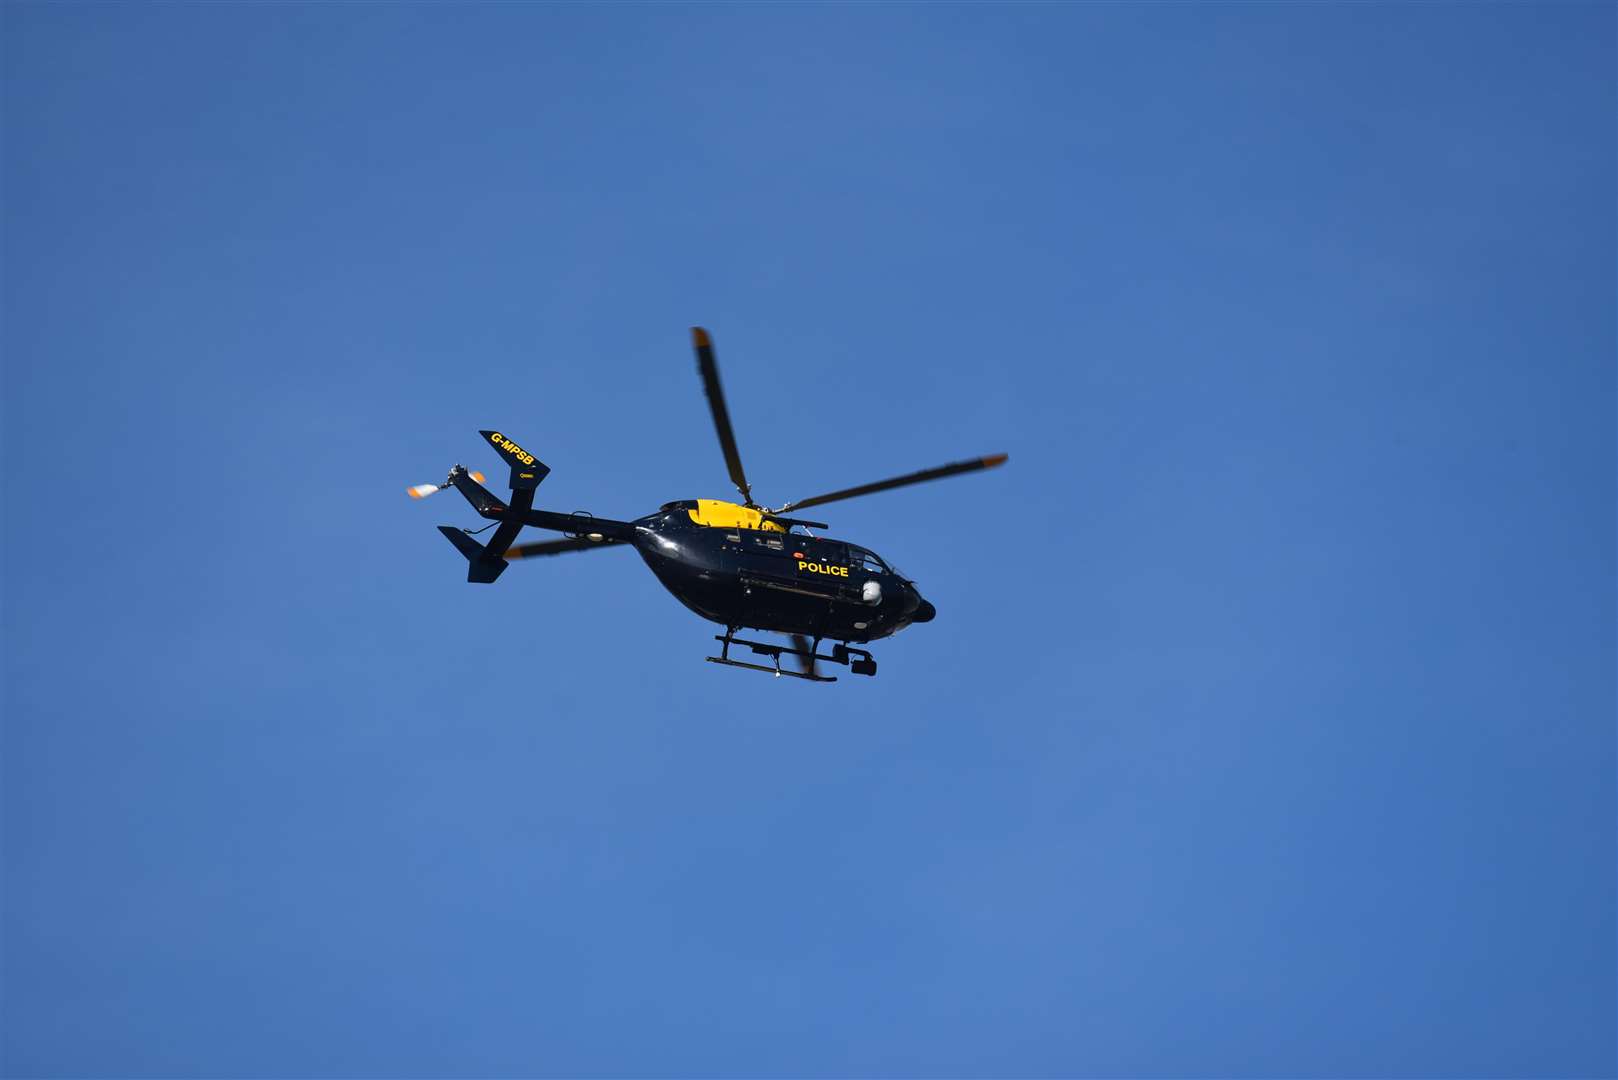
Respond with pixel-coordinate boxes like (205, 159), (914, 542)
(409, 327), (1007, 682)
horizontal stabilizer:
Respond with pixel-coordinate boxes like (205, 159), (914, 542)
(448, 467), (508, 518)
(437, 525), (508, 584)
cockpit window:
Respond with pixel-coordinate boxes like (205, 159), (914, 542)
(850, 547), (887, 574)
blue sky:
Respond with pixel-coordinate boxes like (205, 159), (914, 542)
(3, 3), (1613, 1076)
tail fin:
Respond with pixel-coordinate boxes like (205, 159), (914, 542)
(480, 430), (551, 490)
(437, 526), (509, 584)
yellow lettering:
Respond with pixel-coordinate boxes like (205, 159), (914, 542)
(796, 560), (851, 577)
(490, 433), (538, 466)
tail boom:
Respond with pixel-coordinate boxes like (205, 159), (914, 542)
(434, 452), (636, 582)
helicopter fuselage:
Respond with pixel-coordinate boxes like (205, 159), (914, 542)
(627, 500), (934, 643)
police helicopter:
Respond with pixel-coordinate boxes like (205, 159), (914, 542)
(408, 328), (1007, 682)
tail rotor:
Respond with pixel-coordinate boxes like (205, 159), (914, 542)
(406, 471), (485, 500)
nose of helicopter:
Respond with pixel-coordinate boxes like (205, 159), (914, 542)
(912, 596), (936, 623)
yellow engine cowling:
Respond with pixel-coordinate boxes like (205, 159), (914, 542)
(687, 499), (786, 532)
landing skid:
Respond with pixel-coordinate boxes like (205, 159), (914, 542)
(705, 631), (878, 682)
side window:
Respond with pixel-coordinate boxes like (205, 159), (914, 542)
(747, 530), (785, 553)
(817, 542), (849, 567)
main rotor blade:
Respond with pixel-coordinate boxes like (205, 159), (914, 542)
(773, 454), (1009, 514)
(504, 537), (628, 560)
(791, 634), (818, 678)
(691, 327), (754, 507)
